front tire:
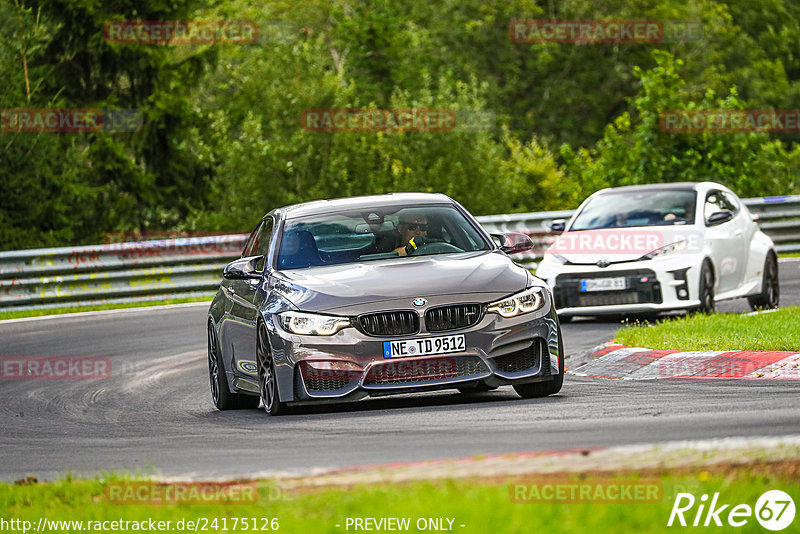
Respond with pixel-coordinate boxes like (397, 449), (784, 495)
(256, 322), (290, 416)
(513, 325), (564, 399)
(748, 253), (779, 310)
(695, 261), (715, 314)
(208, 322), (259, 410)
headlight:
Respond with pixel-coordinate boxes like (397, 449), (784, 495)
(279, 311), (351, 336)
(640, 240), (688, 260)
(487, 287), (545, 318)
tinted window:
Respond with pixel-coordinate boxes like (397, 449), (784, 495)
(276, 205), (490, 270)
(704, 191), (739, 222)
(241, 222), (262, 257)
(254, 218), (274, 257)
(571, 190), (698, 230)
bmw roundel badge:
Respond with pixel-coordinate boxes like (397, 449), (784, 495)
(412, 297), (427, 307)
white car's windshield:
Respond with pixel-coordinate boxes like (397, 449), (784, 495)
(276, 205), (490, 269)
(570, 190), (697, 231)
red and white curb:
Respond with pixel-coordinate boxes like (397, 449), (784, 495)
(570, 342), (800, 380)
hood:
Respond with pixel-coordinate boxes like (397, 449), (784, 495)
(548, 226), (703, 265)
(271, 250), (529, 312)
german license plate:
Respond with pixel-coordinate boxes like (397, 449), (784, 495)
(580, 277), (627, 292)
(383, 334), (466, 358)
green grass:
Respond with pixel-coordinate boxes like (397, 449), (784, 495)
(1, 467), (796, 534)
(0, 296), (212, 321)
(616, 306), (800, 351)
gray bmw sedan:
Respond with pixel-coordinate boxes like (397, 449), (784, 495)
(207, 193), (563, 415)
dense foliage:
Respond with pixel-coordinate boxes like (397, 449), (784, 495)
(2, 0), (800, 249)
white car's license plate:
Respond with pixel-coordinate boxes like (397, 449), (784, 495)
(383, 335), (466, 358)
(580, 277), (627, 292)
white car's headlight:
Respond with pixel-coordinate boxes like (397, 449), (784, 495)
(279, 311), (351, 336)
(640, 240), (688, 260)
(487, 287), (546, 318)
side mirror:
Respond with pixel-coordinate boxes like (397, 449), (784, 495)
(491, 232), (534, 254)
(223, 256), (264, 280)
(550, 219), (566, 233)
(706, 210), (734, 227)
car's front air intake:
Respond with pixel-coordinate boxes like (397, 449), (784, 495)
(363, 355), (489, 386)
(356, 311), (419, 336)
(492, 338), (546, 374)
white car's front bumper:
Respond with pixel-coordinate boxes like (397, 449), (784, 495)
(536, 256), (704, 317)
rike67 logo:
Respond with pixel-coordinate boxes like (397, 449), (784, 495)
(668, 490), (795, 530)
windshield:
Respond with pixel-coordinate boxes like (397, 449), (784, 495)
(276, 205), (491, 270)
(570, 190), (698, 231)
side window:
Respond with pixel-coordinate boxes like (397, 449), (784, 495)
(241, 222), (262, 258)
(720, 191), (740, 214)
(704, 191), (738, 223)
(255, 218), (274, 258)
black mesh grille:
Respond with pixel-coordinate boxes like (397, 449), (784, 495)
(577, 292), (642, 306)
(492, 339), (545, 374)
(363, 356), (488, 386)
(357, 311), (419, 336)
(554, 269), (662, 309)
(425, 304), (483, 332)
(299, 366), (359, 392)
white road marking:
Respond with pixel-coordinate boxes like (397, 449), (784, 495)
(0, 301), (210, 325)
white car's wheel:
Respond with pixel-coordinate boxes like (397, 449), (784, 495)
(694, 261), (715, 314)
(748, 253), (779, 310)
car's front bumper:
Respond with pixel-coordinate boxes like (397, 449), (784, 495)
(233, 294), (562, 404)
(536, 257), (703, 318)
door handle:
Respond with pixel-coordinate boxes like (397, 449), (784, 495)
(734, 230), (743, 236)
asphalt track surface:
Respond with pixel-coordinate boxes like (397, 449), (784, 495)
(1, 260), (799, 481)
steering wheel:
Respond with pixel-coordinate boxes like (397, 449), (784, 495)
(406, 240), (462, 256)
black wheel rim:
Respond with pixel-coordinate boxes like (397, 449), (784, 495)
(766, 258), (779, 308)
(257, 325), (276, 412)
(701, 266), (714, 311)
(208, 325), (220, 405)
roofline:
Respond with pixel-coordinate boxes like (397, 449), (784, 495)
(593, 181), (730, 195)
(268, 193), (455, 220)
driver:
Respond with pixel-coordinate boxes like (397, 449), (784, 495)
(394, 212), (428, 256)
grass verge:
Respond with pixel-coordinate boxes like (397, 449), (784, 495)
(616, 306), (800, 351)
(1, 465), (797, 533)
(0, 296), (212, 321)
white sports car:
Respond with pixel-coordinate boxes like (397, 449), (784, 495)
(536, 182), (779, 320)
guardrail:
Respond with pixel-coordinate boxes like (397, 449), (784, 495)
(0, 236), (248, 312)
(1, 195), (799, 312)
